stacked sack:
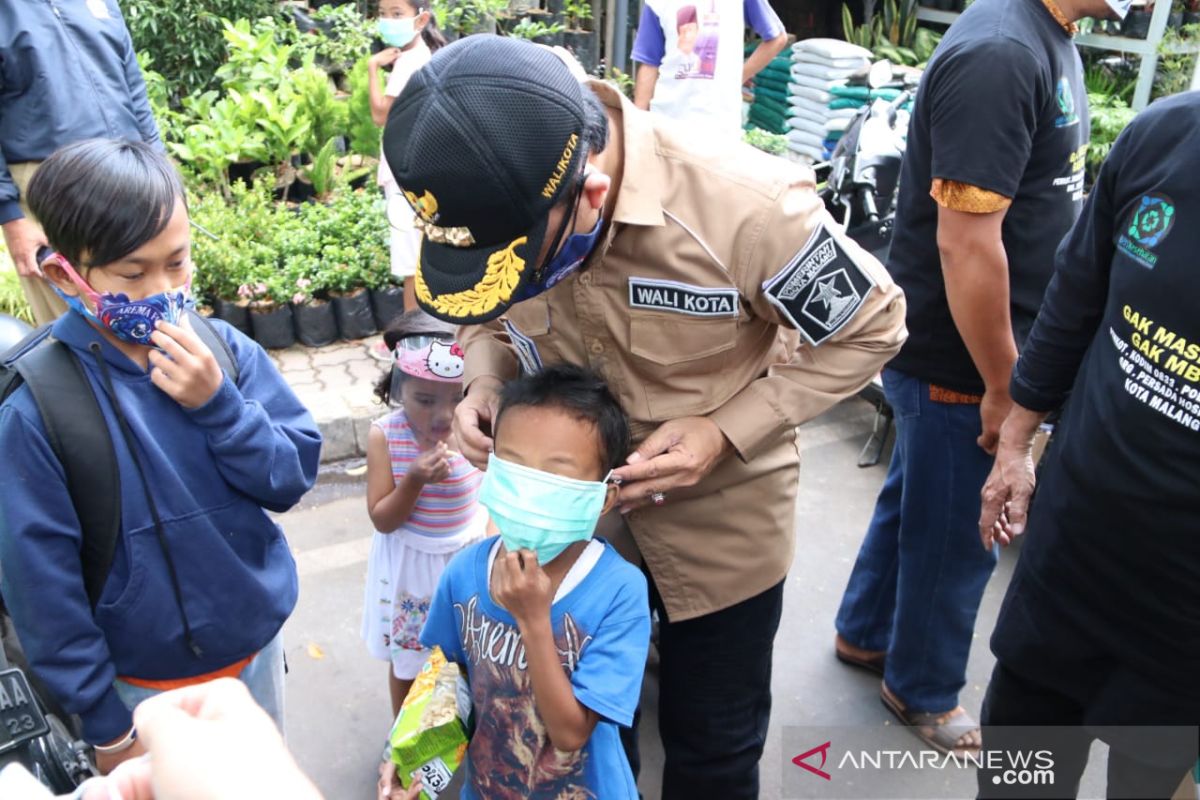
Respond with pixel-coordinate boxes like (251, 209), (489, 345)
(745, 47), (794, 137)
(782, 39), (873, 162)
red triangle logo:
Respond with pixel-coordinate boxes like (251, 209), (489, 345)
(792, 741), (833, 781)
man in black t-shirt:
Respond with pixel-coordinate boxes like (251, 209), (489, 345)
(834, 0), (1118, 756)
(975, 92), (1200, 798)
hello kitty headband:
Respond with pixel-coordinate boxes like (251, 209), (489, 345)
(395, 336), (465, 382)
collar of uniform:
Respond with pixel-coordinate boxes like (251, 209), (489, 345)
(1040, 0), (1078, 35)
(586, 80), (666, 228)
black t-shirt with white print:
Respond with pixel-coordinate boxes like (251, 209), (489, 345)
(886, 0), (1089, 393)
(997, 92), (1200, 690)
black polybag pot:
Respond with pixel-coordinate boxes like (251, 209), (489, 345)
(333, 289), (378, 340)
(214, 298), (252, 337)
(370, 285), (407, 331)
(250, 304), (296, 349)
(563, 31), (600, 74)
(292, 300), (338, 347)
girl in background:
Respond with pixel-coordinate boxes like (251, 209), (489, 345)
(362, 310), (484, 718)
(369, 0), (446, 328)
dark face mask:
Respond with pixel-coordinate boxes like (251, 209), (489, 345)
(514, 174), (603, 303)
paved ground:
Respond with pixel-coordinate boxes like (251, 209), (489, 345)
(277, 398), (1121, 800)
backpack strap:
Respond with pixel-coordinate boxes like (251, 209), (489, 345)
(13, 340), (120, 608)
(188, 310), (240, 385)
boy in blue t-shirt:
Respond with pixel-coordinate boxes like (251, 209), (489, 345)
(420, 365), (650, 799)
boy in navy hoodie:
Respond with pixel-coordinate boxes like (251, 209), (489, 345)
(0, 139), (321, 773)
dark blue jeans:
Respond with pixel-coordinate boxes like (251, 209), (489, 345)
(625, 575), (784, 800)
(835, 367), (998, 713)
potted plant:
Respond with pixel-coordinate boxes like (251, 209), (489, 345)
(366, 257), (407, 330)
(562, 0), (599, 73)
(507, 16), (567, 45)
(245, 278), (297, 350)
(1169, 0), (1186, 27)
(1122, 1), (1153, 37)
(1185, 0), (1200, 24)
(289, 266), (339, 347)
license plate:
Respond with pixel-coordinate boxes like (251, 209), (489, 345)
(0, 667), (50, 755)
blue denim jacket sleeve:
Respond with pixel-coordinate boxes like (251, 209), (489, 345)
(0, 0), (162, 224)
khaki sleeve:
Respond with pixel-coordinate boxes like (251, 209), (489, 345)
(930, 179), (1013, 214)
(708, 181), (908, 462)
(458, 320), (520, 391)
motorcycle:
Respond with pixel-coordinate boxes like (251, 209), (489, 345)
(816, 77), (913, 467)
(0, 312), (96, 792)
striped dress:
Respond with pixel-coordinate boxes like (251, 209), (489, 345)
(362, 409), (485, 678)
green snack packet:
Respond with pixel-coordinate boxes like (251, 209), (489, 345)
(390, 647), (471, 800)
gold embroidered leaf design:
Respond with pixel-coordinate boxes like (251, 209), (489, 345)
(415, 236), (528, 319)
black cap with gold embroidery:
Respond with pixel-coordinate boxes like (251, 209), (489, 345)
(382, 36), (590, 324)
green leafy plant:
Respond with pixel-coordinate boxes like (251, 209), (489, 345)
(122, 0), (275, 98)
(1087, 92), (1136, 181)
(432, 0), (509, 36)
(508, 16), (566, 40)
(287, 4), (374, 72)
(563, 0), (594, 30)
(1154, 23), (1200, 99)
(743, 128), (788, 156)
(302, 138), (341, 201)
(346, 57), (382, 159)
(216, 17), (299, 95)
(0, 269), (34, 325)
(601, 65), (635, 98)
(293, 66), (349, 156)
(842, 0), (922, 65)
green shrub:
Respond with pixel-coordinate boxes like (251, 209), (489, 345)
(122, 0), (275, 98)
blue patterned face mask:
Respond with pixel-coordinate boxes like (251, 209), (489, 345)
(51, 254), (194, 346)
(478, 453), (612, 565)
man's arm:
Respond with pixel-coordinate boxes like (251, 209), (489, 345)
(709, 181), (908, 464)
(742, 0), (789, 84)
(938, 206), (1017, 452)
(742, 34), (788, 85)
(633, 64), (660, 110)
(979, 125), (1124, 547)
(115, 13), (163, 150)
(630, 5), (665, 110)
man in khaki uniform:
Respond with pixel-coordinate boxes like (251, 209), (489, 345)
(382, 37), (906, 798)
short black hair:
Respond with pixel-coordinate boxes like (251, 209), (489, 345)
(373, 308), (457, 404)
(494, 365), (630, 474)
(26, 139), (186, 269)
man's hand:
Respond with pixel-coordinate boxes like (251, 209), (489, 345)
(453, 376), (502, 469)
(94, 734), (147, 776)
(978, 419), (1039, 550)
(148, 317), (224, 409)
(2, 217), (49, 278)
(370, 47), (402, 69)
(407, 441), (451, 486)
(611, 416), (733, 513)
(977, 387), (1013, 454)
(492, 548), (552, 628)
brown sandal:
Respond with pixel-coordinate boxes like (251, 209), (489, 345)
(834, 634), (887, 675)
(880, 681), (981, 759)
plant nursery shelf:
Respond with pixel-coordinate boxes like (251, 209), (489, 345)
(915, 6), (1200, 110)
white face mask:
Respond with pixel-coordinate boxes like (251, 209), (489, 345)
(1106, 0), (1134, 19)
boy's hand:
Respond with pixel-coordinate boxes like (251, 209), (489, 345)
(148, 317), (224, 409)
(406, 441), (451, 486)
(492, 548), (552, 627)
(94, 735), (147, 776)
